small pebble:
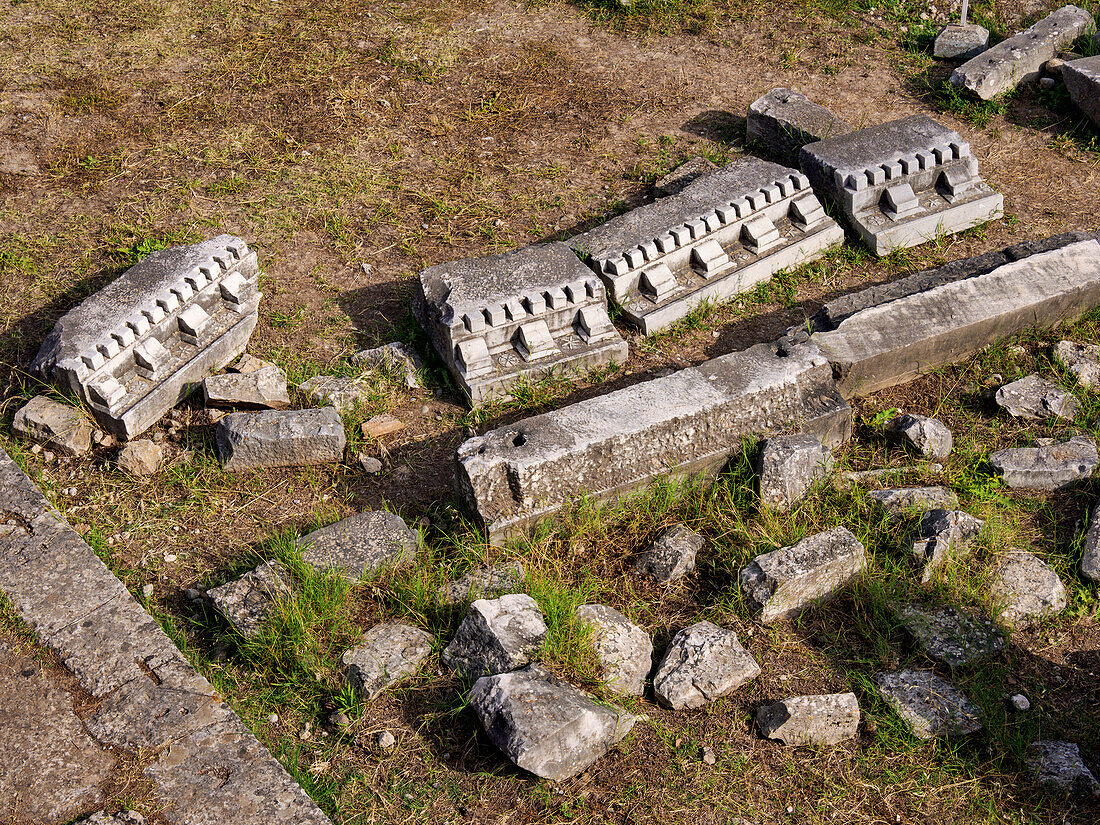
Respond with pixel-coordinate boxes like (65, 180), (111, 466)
(1039, 77), (1056, 90)
(701, 746), (716, 765)
(164, 554), (178, 563)
(142, 584), (154, 599)
(359, 454), (383, 474)
(269, 713), (279, 724)
(330, 711), (351, 728)
(184, 588), (203, 601)
(375, 730), (396, 749)
(1009, 693), (1031, 711)
(30, 444), (41, 454)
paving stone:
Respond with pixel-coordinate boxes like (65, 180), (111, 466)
(437, 561), (525, 604)
(800, 115), (1002, 256)
(652, 620), (760, 709)
(1055, 339), (1100, 388)
(994, 374), (1079, 421)
(910, 509), (984, 583)
(457, 341), (852, 541)
(296, 510), (418, 579)
(469, 664), (636, 782)
(298, 375), (369, 414)
(12, 395), (93, 456)
(756, 434), (833, 511)
(811, 239), (1100, 397)
(989, 550), (1067, 626)
(653, 157), (718, 197)
(342, 622), (434, 700)
(872, 669), (982, 738)
(885, 413), (953, 460)
(1063, 55), (1100, 128)
(934, 23), (990, 60)
(116, 438), (164, 476)
(950, 6), (1095, 100)
(892, 603), (1004, 668)
(202, 365), (290, 409)
(868, 486), (959, 518)
(1026, 740), (1100, 796)
(207, 560), (292, 637)
(30, 235), (260, 438)
(574, 604), (653, 696)
(756, 692), (860, 746)
(1081, 501), (1100, 582)
(634, 523), (702, 584)
(413, 242), (627, 404)
(441, 594), (547, 678)
(740, 527), (866, 623)
(350, 342), (425, 389)
(215, 407), (346, 471)
(572, 159), (842, 333)
(989, 435), (1099, 490)
(746, 88), (853, 166)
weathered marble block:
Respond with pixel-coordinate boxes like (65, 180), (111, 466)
(1064, 56), (1100, 129)
(571, 159), (842, 333)
(31, 235), (261, 438)
(800, 115), (1002, 255)
(747, 88), (853, 166)
(757, 692), (860, 746)
(413, 242), (627, 404)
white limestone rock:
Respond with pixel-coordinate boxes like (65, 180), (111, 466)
(652, 620), (760, 710)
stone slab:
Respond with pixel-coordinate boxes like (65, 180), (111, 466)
(994, 374), (1078, 421)
(990, 550), (1067, 626)
(747, 88), (853, 166)
(1055, 339), (1100, 388)
(757, 692), (860, 746)
(457, 342), (851, 541)
(574, 604), (652, 696)
(441, 594), (547, 678)
(652, 620), (760, 709)
(207, 560), (292, 637)
(1064, 56), (1100, 128)
(438, 561), (525, 604)
(215, 407), (346, 471)
(350, 342), (425, 389)
(296, 511), (418, 579)
(202, 365), (289, 409)
(342, 622), (434, 700)
(989, 435), (1099, 490)
(873, 669), (982, 738)
(910, 509), (984, 583)
(1081, 501), (1100, 582)
(757, 434), (833, 511)
(12, 395), (93, 455)
(893, 603), (1004, 668)
(868, 486), (959, 517)
(933, 24), (990, 60)
(1026, 740), (1100, 796)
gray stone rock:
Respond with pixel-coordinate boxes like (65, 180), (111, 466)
(296, 511), (418, 579)
(1010, 693), (1031, 711)
(437, 561), (525, 604)
(215, 407), (346, 471)
(989, 435), (1099, 490)
(442, 594), (547, 678)
(740, 527), (866, 623)
(634, 524), (702, 584)
(469, 664), (636, 782)
(869, 486), (959, 518)
(230, 353), (275, 374)
(873, 669), (982, 738)
(1063, 55), (1100, 128)
(30, 235), (260, 438)
(756, 434), (833, 511)
(457, 341), (852, 542)
(1081, 501), (1100, 582)
(893, 603), (1004, 668)
(1055, 340), (1100, 388)
(951, 6), (1095, 100)
(746, 88), (853, 166)
(203, 365), (290, 409)
(116, 438), (164, 476)
(574, 604), (653, 696)
(207, 561), (292, 637)
(756, 692), (860, 746)
(886, 413), (953, 460)
(79, 812), (147, 825)
(989, 550), (1067, 626)
(341, 622), (434, 700)
(350, 342), (425, 389)
(995, 374), (1079, 421)
(911, 509), (984, 582)
(12, 395), (93, 456)
(933, 23), (990, 60)
(1026, 740), (1100, 796)
(652, 620), (761, 709)
(298, 375), (370, 414)
(653, 157), (719, 197)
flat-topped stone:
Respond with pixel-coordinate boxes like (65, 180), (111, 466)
(574, 604), (652, 696)
(1055, 339), (1100, 388)
(438, 561), (525, 604)
(911, 509), (984, 582)
(116, 438), (164, 476)
(1063, 56), (1100, 128)
(886, 413), (953, 460)
(215, 407), (346, 471)
(873, 669), (982, 738)
(441, 594), (547, 679)
(653, 620), (760, 709)
(298, 375), (370, 414)
(12, 395), (93, 456)
(868, 486), (959, 517)
(757, 434), (833, 511)
(757, 692), (860, 746)
(989, 435), (1099, 490)
(990, 550), (1067, 626)
(747, 88), (853, 166)
(995, 374), (1078, 421)
(203, 365), (289, 409)
(893, 603), (1004, 668)
(934, 23), (990, 60)
(1026, 740), (1100, 796)
(207, 561), (291, 637)
(296, 511), (418, 579)
(634, 523), (702, 584)
(342, 622), (434, 700)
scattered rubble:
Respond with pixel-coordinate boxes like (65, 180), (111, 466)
(634, 524), (703, 584)
(910, 509), (984, 582)
(994, 374), (1078, 421)
(574, 604), (653, 696)
(989, 435), (1098, 490)
(756, 434), (833, 511)
(885, 413), (953, 460)
(342, 622), (434, 700)
(872, 669), (982, 738)
(12, 396), (93, 456)
(1026, 740), (1100, 796)
(207, 561), (292, 637)
(1081, 502), (1100, 582)
(116, 439), (164, 477)
(297, 511), (418, 579)
(989, 550), (1067, 626)
(298, 375), (369, 414)
(868, 486), (959, 518)
(441, 594), (547, 678)
(893, 603), (1004, 668)
(215, 408), (346, 471)
(438, 561), (525, 604)
(350, 342), (425, 389)
(203, 365), (290, 409)
(1055, 340), (1100, 388)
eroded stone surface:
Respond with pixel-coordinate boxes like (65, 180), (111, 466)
(1081, 501), (1100, 582)
(12, 396), (93, 456)
(634, 524), (702, 584)
(116, 439), (164, 476)
(1026, 740), (1100, 796)
(757, 434), (833, 511)
(297, 511), (418, 579)
(868, 486), (959, 518)
(79, 812), (147, 825)
(934, 23), (990, 60)
(342, 622), (434, 700)
(441, 594), (547, 678)
(757, 692), (860, 746)
(893, 603), (1004, 668)
(873, 669), (982, 738)
(747, 88), (853, 166)
(207, 560), (292, 637)
(652, 620), (760, 709)
(995, 374), (1078, 421)
(989, 550), (1067, 626)
(886, 413), (953, 460)
(215, 407), (346, 471)
(438, 561), (525, 605)
(1064, 56), (1100, 128)
(910, 509), (984, 582)
(574, 604), (652, 696)
(653, 157), (719, 197)
(298, 375), (370, 414)
(203, 365), (289, 409)
(989, 435), (1098, 490)
(350, 342), (425, 389)
(1055, 340), (1100, 388)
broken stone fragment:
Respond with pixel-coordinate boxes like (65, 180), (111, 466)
(652, 620), (760, 710)
(989, 435), (1098, 490)
(1081, 502), (1100, 582)
(756, 434), (833, 511)
(230, 353), (274, 374)
(574, 604), (653, 697)
(437, 561), (525, 605)
(868, 486), (959, 518)
(350, 342), (425, 389)
(989, 550), (1067, 627)
(203, 365), (290, 409)
(634, 524), (702, 584)
(296, 511), (418, 579)
(362, 414), (405, 439)
(1026, 740), (1100, 796)
(298, 375), (369, 414)
(872, 669), (982, 739)
(652, 157), (719, 197)
(441, 594), (547, 679)
(933, 23), (990, 61)
(892, 603), (1004, 668)
(756, 692), (860, 746)
(215, 407), (346, 471)
(207, 560), (292, 637)
(116, 439), (164, 477)
(746, 88), (853, 166)
(740, 527), (866, 623)
(910, 509), (984, 583)
(1055, 340), (1100, 388)
(885, 413), (953, 460)
(469, 664), (636, 782)
(994, 374), (1079, 421)
(12, 395), (93, 456)
(341, 622), (434, 700)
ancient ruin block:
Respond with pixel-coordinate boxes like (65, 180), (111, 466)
(571, 159), (842, 334)
(800, 115), (1002, 255)
(413, 242), (627, 404)
(31, 236), (261, 439)
(457, 342), (851, 541)
(1064, 56), (1100, 129)
(747, 88), (853, 166)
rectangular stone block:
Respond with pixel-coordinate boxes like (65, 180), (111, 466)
(413, 242), (628, 405)
(571, 159), (843, 334)
(1064, 55), (1100, 128)
(747, 88), (854, 166)
(457, 342), (851, 541)
(31, 235), (261, 438)
(812, 239), (1100, 397)
(799, 115), (1002, 255)
(215, 407), (346, 471)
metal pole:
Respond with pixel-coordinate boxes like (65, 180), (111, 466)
(960, 0), (969, 27)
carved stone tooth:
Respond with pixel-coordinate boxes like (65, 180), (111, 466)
(640, 240), (659, 261)
(512, 320), (558, 362)
(463, 312), (486, 334)
(638, 264), (677, 303)
(741, 215), (782, 254)
(624, 248), (646, 269)
(177, 304), (212, 346)
(456, 338), (494, 379)
(691, 239), (731, 277)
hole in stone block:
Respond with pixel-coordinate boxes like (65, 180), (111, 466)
(512, 432), (527, 447)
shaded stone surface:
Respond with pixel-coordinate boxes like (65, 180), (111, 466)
(653, 157), (718, 197)
(215, 407), (346, 471)
(116, 439), (164, 476)
(574, 604), (653, 696)
(207, 561), (292, 637)
(868, 486), (959, 517)
(746, 88), (853, 166)
(438, 561), (525, 605)
(202, 365), (289, 409)
(989, 550), (1067, 626)
(634, 524), (702, 584)
(911, 509), (984, 582)
(989, 435), (1098, 490)
(886, 413), (953, 460)
(757, 692), (860, 746)
(652, 620), (760, 709)
(757, 434), (833, 511)
(1055, 339), (1100, 388)
(740, 527), (866, 623)
(1063, 55), (1100, 128)
(350, 342), (425, 389)
(933, 23), (990, 60)
(342, 622), (434, 700)
(469, 665), (636, 782)
(873, 669), (982, 738)
(1026, 740), (1100, 796)
(442, 594), (547, 678)
(994, 374), (1078, 421)
(1082, 501), (1100, 582)
(297, 511), (418, 579)
(12, 395), (93, 456)
(893, 603), (1004, 668)
(298, 375), (369, 414)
